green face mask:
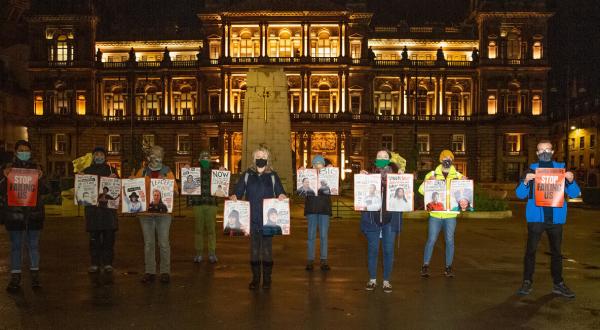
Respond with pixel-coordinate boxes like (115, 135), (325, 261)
(374, 159), (390, 168)
(200, 159), (210, 169)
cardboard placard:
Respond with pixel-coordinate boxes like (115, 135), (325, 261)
(7, 168), (39, 207)
(534, 168), (565, 207)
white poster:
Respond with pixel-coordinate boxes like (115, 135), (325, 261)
(386, 174), (414, 212)
(318, 167), (340, 196)
(296, 168), (318, 197)
(262, 198), (291, 235)
(423, 180), (448, 212)
(354, 174), (382, 211)
(181, 167), (202, 195)
(223, 200), (251, 236)
(121, 178), (147, 214)
(450, 179), (475, 212)
(149, 178), (175, 213)
(74, 174), (98, 206)
(210, 170), (231, 197)
(98, 177), (121, 209)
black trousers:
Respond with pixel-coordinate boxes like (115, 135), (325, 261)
(250, 234), (272, 263)
(523, 222), (563, 284)
(90, 230), (116, 266)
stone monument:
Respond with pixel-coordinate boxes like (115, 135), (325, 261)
(241, 67), (293, 193)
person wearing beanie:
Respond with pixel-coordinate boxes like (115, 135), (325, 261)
(188, 150), (220, 264)
(2, 140), (49, 292)
(299, 155), (332, 272)
(81, 147), (120, 281)
(418, 149), (464, 278)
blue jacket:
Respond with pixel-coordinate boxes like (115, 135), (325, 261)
(515, 161), (581, 224)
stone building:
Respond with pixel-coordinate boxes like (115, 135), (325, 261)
(26, 0), (553, 182)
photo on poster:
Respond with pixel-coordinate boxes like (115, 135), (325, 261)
(7, 168), (39, 207)
(318, 167), (340, 196)
(262, 198), (291, 235)
(74, 174), (99, 206)
(211, 170), (231, 197)
(354, 174), (382, 211)
(98, 176), (121, 209)
(534, 168), (565, 207)
(423, 180), (447, 212)
(296, 168), (318, 197)
(149, 178), (175, 213)
(121, 178), (147, 214)
(223, 200), (251, 236)
(450, 179), (475, 212)
(181, 167), (202, 195)
(386, 174), (414, 212)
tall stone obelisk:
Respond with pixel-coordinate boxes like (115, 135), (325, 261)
(242, 67), (293, 193)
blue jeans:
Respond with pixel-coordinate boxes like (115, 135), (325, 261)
(306, 214), (330, 261)
(364, 222), (397, 281)
(9, 230), (41, 273)
(139, 215), (172, 274)
(423, 217), (457, 267)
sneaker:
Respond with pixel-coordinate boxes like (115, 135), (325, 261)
(103, 265), (113, 273)
(382, 281), (392, 293)
(444, 266), (455, 278)
(31, 270), (41, 289)
(517, 280), (533, 296)
(140, 273), (155, 284)
(208, 255), (218, 264)
(305, 261), (314, 271)
(552, 282), (575, 298)
(365, 279), (377, 291)
(160, 273), (170, 284)
(420, 265), (430, 278)
(193, 256), (203, 263)
(320, 260), (331, 271)
(6, 273), (21, 293)
(88, 266), (100, 273)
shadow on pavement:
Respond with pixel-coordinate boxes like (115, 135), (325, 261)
(464, 294), (557, 329)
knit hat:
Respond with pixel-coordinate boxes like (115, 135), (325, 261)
(199, 150), (210, 160)
(93, 146), (107, 155)
(439, 150), (454, 162)
(312, 155), (325, 166)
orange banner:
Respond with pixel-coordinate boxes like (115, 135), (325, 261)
(534, 168), (565, 207)
(7, 168), (39, 207)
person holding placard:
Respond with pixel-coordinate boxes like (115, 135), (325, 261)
(359, 150), (403, 293)
(299, 155), (332, 271)
(418, 150), (464, 278)
(515, 140), (580, 298)
(81, 146), (120, 276)
(231, 147), (287, 290)
(1, 140), (49, 292)
(188, 151), (219, 264)
(135, 145), (178, 284)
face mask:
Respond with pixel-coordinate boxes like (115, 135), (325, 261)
(16, 151), (31, 162)
(537, 151), (553, 162)
(374, 159), (390, 168)
(200, 159), (210, 169)
(442, 159), (452, 168)
(255, 159), (268, 168)
(94, 157), (105, 164)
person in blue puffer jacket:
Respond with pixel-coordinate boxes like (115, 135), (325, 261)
(515, 139), (581, 298)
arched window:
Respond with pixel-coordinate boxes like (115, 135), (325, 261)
(450, 91), (461, 116)
(488, 41), (497, 59)
(532, 41), (542, 59)
(146, 93), (159, 116)
(416, 87), (428, 116)
(318, 84), (330, 113)
(279, 31), (292, 57)
(180, 92), (192, 116)
(487, 94), (497, 115)
(56, 91), (69, 115)
(34, 95), (44, 115)
(240, 31), (252, 57)
(378, 85), (393, 115)
(317, 31), (331, 57)
(56, 35), (69, 61)
(112, 93), (124, 117)
(532, 95), (542, 115)
(76, 94), (86, 115)
(507, 32), (521, 59)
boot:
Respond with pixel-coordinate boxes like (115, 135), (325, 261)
(248, 261), (261, 290)
(262, 261), (273, 290)
(31, 270), (41, 289)
(6, 273), (21, 293)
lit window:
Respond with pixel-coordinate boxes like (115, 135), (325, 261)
(506, 134), (521, 154)
(55, 133), (67, 154)
(317, 31), (331, 57)
(240, 32), (252, 57)
(532, 95), (542, 115)
(350, 94), (361, 113)
(180, 92), (192, 116)
(76, 94), (86, 115)
(487, 95), (497, 114)
(350, 42), (361, 59)
(108, 135), (121, 154)
(532, 41), (542, 59)
(452, 134), (465, 153)
(56, 35), (69, 61)
(507, 33), (521, 59)
(416, 88), (427, 116)
(417, 134), (430, 154)
(112, 94), (124, 117)
(177, 134), (191, 154)
(506, 94), (518, 114)
(488, 41), (497, 59)
(142, 134), (155, 148)
(34, 95), (44, 115)
(209, 42), (220, 59)
(317, 85), (331, 113)
(146, 93), (159, 116)
(279, 31), (291, 57)
(378, 89), (393, 115)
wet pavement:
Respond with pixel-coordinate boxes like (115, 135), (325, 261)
(1, 202), (600, 329)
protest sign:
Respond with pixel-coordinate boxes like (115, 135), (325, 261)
(354, 174), (382, 211)
(211, 170), (231, 197)
(424, 180), (447, 211)
(263, 198), (291, 235)
(223, 200), (251, 236)
(296, 168), (318, 197)
(98, 176), (121, 209)
(386, 174), (414, 212)
(450, 179), (475, 212)
(74, 174), (99, 206)
(7, 168), (39, 207)
(121, 178), (147, 213)
(181, 167), (202, 195)
(149, 178), (175, 213)
(534, 168), (565, 207)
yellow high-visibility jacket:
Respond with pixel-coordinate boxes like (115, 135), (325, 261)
(418, 165), (464, 219)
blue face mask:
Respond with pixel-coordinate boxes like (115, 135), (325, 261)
(16, 151), (31, 162)
(94, 157), (105, 164)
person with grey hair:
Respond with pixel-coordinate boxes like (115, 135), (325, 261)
(134, 145), (178, 284)
(231, 147), (287, 290)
